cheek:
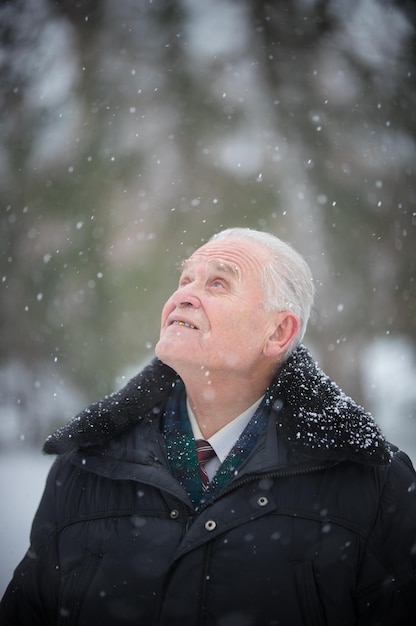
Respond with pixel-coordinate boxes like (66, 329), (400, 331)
(225, 315), (269, 346)
(215, 319), (251, 346)
(160, 298), (174, 325)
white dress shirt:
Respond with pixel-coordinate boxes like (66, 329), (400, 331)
(187, 396), (263, 481)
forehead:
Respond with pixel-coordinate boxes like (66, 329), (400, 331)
(181, 256), (239, 278)
(182, 238), (271, 278)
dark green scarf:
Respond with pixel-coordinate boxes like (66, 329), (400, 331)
(162, 381), (270, 509)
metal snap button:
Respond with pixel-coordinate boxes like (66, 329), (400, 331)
(205, 520), (216, 531)
(257, 496), (268, 507)
(170, 509), (179, 519)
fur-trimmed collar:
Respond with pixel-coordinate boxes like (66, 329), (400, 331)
(43, 345), (392, 465)
(269, 346), (391, 464)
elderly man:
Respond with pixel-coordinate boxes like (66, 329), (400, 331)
(1, 227), (415, 625)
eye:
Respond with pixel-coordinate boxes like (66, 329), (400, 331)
(178, 274), (191, 288)
(211, 278), (226, 289)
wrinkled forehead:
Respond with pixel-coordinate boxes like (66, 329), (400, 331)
(181, 238), (271, 279)
(180, 256), (240, 279)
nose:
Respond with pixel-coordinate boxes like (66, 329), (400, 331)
(171, 283), (201, 309)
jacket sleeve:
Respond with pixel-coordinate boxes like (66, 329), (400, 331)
(356, 450), (416, 625)
(0, 455), (65, 625)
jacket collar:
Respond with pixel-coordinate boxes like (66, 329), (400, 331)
(43, 357), (179, 455)
(43, 345), (391, 466)
(268, 345), (391, 465)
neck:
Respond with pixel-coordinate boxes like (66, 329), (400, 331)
(181, 366), (275, 439)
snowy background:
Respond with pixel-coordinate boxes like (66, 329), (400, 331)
(0, 451), (53, 596)
(1, 0), (415, 598)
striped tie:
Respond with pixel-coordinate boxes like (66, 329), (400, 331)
(196, 439), (216, 491)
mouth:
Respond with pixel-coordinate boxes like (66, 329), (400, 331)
(170, 320), (198, 330)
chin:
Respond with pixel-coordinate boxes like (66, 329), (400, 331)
(155, 341), (181, 368)
(154, 340), (168, 363)
(156, 345), (198, 375)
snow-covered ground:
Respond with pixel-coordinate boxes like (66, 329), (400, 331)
(0, 451), (53, 597)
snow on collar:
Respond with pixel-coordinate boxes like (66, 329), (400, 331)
(267, 345), (392, 465)
(43, 345), (392, 465)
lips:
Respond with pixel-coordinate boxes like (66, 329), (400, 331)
(165, 309), (201, 331)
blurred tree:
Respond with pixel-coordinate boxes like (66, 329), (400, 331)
(0, 0), (415, 446)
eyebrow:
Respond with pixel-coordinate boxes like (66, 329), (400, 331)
(179, 258), (240, 280)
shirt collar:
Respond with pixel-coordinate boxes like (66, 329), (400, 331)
(187, 396), (264, 463)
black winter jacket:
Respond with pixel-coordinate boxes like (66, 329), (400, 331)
(1, 346), (415, 625)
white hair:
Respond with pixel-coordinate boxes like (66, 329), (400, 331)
(210, 227), (315, 356)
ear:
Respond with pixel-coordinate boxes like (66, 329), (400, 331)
(263, 312), (301, 358)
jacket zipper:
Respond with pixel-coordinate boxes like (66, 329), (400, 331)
(212, 460), (340, 502)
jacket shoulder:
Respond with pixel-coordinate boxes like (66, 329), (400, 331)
(43, 358), (178, 454)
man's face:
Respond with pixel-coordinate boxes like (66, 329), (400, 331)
(155, 238), (279, 378)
